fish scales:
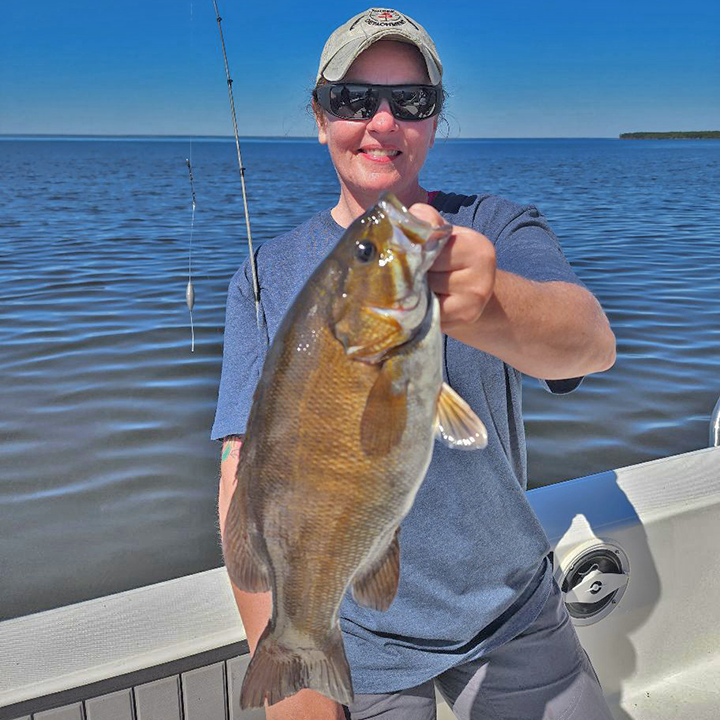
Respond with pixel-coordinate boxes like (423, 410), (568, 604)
(252, 295), (426, 634)
(223, 193), (488, 709)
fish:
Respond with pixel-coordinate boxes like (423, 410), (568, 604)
(223, 192), (488, 709)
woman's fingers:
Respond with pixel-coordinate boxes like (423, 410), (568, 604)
(408, 202), (445, 227)
(405, 205), (497, 329)
(428, 267), (495, 297)
(430, 274), (494, 327)
(426, 227), (497, 329)
(428, 269), (462, 295)
(431, 228), (495, 271)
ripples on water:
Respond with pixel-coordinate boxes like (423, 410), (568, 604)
(1, 138), (719, 619)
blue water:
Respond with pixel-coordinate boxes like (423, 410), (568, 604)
(1, 137), (719, 620)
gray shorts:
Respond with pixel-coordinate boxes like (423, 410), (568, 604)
(344, 578), (614, 720)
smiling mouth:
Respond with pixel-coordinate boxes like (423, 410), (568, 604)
(359, 149), (401, 158)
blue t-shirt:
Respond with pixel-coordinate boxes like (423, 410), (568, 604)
(212, 192), (585, 693)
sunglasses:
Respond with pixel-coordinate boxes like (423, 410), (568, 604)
(314, 83), (442, 121)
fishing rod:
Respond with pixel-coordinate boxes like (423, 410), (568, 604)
(211, 0), (261, 327)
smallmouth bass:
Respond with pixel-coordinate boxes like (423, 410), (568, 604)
(223, 193), (487, 708)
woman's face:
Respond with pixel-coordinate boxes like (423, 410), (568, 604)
(316, 40), (438, 203)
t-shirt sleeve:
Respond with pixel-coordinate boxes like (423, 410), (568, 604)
(211, 259), (267, 440)
(490, 203), (585, 394)
(493, 204), (586, 287)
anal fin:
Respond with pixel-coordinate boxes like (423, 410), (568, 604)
(222, 485), (271, 593)
(435, 382), (488, 450)
(352, 528), (400, 611)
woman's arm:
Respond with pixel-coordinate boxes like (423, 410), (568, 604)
(411, 203), (616, 379)
(436, 267), (616, 379)
(218, 436), (347, 720)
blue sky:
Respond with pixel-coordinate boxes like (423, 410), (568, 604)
(1, 0), (718, 138)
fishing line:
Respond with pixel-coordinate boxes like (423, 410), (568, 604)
(186, 158), (197, 352)
(185, 0), (196, 353)
(211, 0), (261, 327)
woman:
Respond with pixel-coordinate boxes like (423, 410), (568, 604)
(214, 8), (616, 720)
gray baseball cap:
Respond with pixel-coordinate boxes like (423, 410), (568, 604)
(317, 8), (443, 85)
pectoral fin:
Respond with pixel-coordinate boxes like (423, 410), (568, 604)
(222, 486), (271, 593)
(360, 363), (407, 457)
(435, 382), (488, 450)
(352, 529), (401, 611)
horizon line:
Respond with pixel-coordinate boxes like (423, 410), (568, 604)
(0, 133), (620, 141)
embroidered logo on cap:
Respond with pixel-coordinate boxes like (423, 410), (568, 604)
(366, 9), (405, 27)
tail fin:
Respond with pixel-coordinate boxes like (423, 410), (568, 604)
(240, 622), (353, 709)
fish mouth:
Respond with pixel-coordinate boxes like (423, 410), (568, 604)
(377, 192), (453, 248)
(370, 293), (422, 318)
(368, 285), (435, 352)
(421, 237), (441, 255)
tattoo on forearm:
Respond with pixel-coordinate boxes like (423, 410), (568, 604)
(221, 435), (244, 462)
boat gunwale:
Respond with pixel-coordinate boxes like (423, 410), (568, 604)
(0, 640), (248, 720)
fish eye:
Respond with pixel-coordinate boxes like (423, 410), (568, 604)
(355, 240), (377, 263)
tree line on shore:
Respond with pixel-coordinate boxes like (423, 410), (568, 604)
(620, 131), (720, 139)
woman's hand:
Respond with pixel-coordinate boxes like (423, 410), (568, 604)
(409, 203), (496, 333)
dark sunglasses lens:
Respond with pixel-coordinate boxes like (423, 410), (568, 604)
(324, 85), (377, 119)
(390, 87), (439, 120)
(317, 84), (440, 121)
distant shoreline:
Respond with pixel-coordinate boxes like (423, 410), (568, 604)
(620, 131), (720, 140)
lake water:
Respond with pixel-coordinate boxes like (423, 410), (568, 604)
(1, 137), (719, 620)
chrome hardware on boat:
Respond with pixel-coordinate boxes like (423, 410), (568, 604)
(558, 542), (630, 626)
(710, 395), (720, 447)
(564, 569), (628, 603)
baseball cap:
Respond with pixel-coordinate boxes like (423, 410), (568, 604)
(317, 8), (443, 85)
